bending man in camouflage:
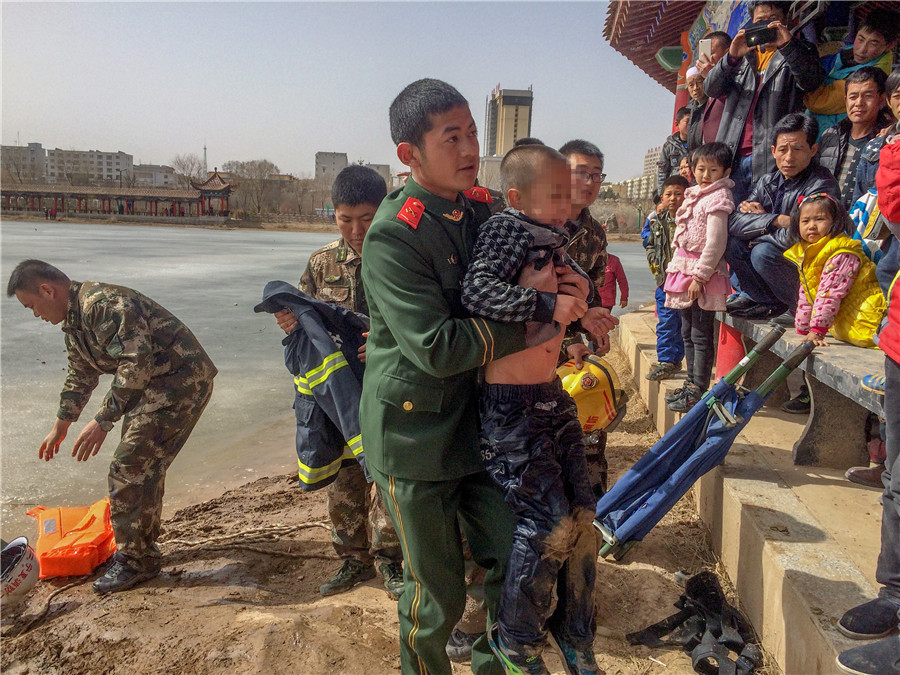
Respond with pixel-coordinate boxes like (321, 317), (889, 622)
(8, 260), (216, 594)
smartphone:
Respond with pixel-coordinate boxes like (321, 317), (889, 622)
(744, 21), (778, 47)
(699, 38), (712, 60)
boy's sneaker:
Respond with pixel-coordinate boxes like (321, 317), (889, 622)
(319, 559), (376, 596)
(446, 628), (482, 664)
(781, 385), (810, 414)
(378, 561), (404, 599)
(92, 553), (160, 594)
(548, 633), (604, 675)
(668, 384), (701, 413)
(836, 635), (900, 674)
(646, 361), (681, 381)
(487, 623), (550, 675)
(664, 382), (690, 404)
(862, 374), (886, 395)
(839, 598), (900, 639)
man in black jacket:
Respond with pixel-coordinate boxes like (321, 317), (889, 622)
(725, 113), (841, 322)
(817, 67), (890, 209)
(657, 107), (691, 191)
(705, 0), (825, 203)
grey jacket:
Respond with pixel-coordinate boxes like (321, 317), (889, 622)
(705, 38), (825, 180)
(657, 132), (689, 191)
(728, 162), (840, 250)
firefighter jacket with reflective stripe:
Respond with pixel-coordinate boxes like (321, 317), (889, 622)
(254, 281), (369, 490)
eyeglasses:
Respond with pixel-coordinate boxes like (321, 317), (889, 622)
(573, 169), (607, 184)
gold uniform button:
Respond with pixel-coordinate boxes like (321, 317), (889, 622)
(402, 401), (414, 411)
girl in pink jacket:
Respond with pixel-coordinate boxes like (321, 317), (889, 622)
(664, 142), (735, 411)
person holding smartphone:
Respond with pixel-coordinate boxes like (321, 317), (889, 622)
(704, 0), (824, 203)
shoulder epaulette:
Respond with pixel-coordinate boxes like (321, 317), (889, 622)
(464, 186), (493, 204)
(397, 197), (425, 230)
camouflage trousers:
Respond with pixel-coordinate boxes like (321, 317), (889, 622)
(327, 460), (402, 564)
(108, 380), (213, 572)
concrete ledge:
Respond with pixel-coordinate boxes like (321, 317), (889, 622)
(616, 307), (880, 675)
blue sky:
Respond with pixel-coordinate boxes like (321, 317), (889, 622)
(1, 1), (678, 182)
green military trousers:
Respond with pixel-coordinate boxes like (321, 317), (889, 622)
(108, 380), (213, 572)
(370, 464), (514, 675)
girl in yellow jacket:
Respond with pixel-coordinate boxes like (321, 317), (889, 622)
(783, 193), (886, 347)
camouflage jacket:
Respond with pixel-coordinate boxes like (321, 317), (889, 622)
(299, 238), (366, 315)
(58, 281), (217, 424)
(565, 207), (608, 305)
(646, 212), (677, 287)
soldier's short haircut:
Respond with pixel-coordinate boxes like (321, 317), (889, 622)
(7, 259), (70, 297)
(513, 137), (545, 148)
(691, 141), (733, 170)
(332, 165), (388, 209)
(500, 145), (568, 197)
(558, 140), (604, 167)
(389, 78), (469, 147)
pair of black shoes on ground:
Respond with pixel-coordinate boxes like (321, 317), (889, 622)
(836, 597), (900, 674)
(666, 382), (701, 413)
(319, 558), (404, 599)
(726, 295), (794, 327)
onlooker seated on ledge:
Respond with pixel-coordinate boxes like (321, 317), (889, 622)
(705, 0), (825, 204)
(805, 7), (898, 135)
(817, 67), (892, 209)
(725, 113), (840, 323)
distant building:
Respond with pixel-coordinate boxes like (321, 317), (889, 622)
(1, 142), (47, 183)
(478, 156), (503, 191)
(133, 164), (176, 188)
(643, 146), (662, 180)
(364, 163), (392, 186)
(484, 85), (533, 156)
(315, 152), (348, 178)
(46, 148), (133, 184)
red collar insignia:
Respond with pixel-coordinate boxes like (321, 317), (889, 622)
(463, 186), (493, 204)
(397, 197), (425, 229)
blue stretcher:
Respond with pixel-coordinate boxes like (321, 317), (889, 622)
(594, 325), (815, 561)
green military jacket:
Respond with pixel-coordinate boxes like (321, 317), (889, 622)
(360, 177), (527, 481)
(299, 237), (366, 314)
(565, 207), (609, 306)
(59, 281), (217, 424)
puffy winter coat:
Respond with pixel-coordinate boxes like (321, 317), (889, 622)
(254, 281), (370, 490)
(705, 39), (825, 180)
(783, 235), (885, 347)
(657, 132), (689, 191)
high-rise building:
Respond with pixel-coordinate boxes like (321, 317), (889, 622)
(643, 146), (662, 179)
(314, 152), (348, 177)
(45, 148), (133, 184)
(484, 85), (533, 157)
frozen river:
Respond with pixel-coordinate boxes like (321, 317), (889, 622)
(0, 219), (655, 540)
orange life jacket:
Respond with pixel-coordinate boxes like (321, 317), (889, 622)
(26, 498), (116, 578)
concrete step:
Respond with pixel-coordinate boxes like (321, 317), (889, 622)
(615, 306), (883, 675)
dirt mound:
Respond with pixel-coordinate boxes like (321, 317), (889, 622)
(1, 345), (724, 675)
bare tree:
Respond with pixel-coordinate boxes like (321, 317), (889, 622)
(171, 153), (205, 188)
(220, 159), (280, 214)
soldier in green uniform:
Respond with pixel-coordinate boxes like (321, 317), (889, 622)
(8, 259), (217, 594)
(274, 165), (404, 598)
(559, 139), (612, 497)
(360, 79), (589, 675)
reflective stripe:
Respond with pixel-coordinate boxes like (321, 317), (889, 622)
(346, 433), (364, 457)
(294, 375), (312, 395)
(296, 445), (355, 486)
(305, 351), (348, 388)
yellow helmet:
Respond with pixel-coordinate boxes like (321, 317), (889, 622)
(558, 355), (628, 433)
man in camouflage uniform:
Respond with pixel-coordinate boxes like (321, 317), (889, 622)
(559, 139), (611, 497)
(275, 165), (403, 598)
(8, 259), (216, 594)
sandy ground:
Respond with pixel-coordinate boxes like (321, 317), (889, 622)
(0, 345), (758, 675)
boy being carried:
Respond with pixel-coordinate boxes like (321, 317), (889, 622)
(462, 144), (617, 675)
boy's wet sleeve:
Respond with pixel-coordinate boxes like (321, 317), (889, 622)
(363, 223), (526, 379)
